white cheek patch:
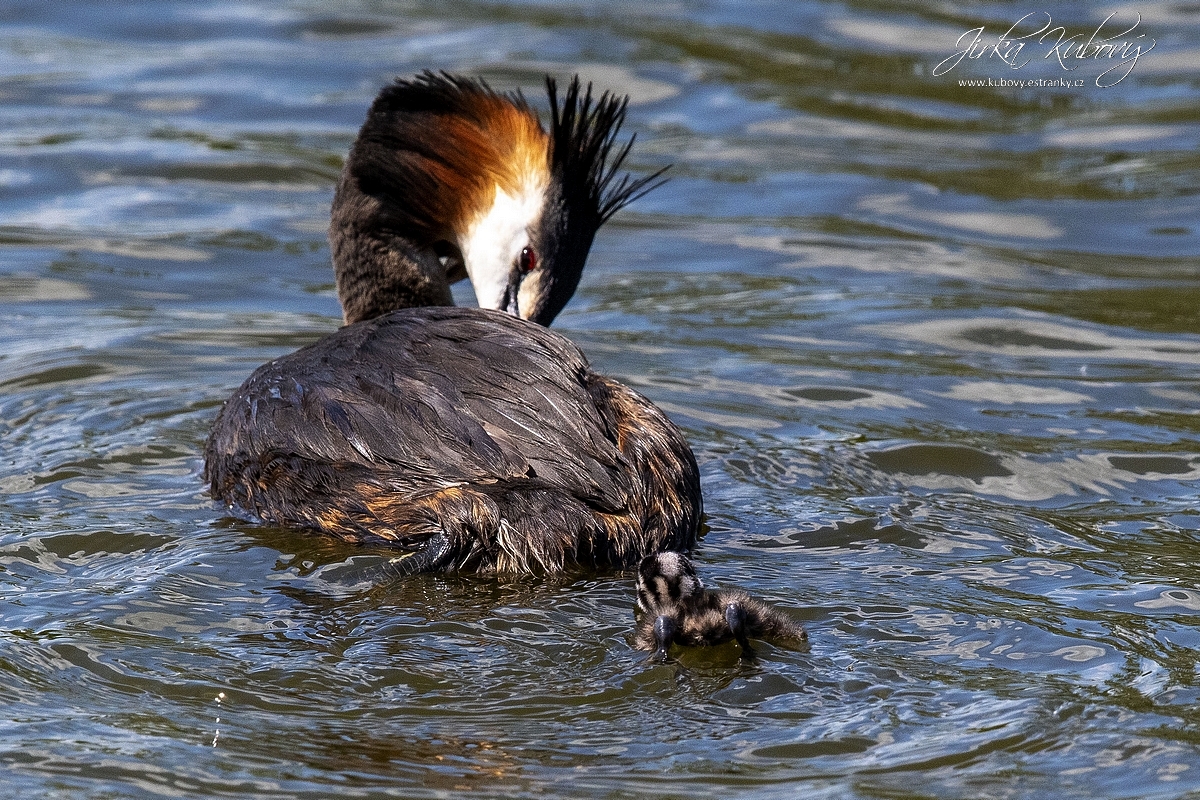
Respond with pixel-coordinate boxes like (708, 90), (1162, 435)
(459, 176), (547, 313)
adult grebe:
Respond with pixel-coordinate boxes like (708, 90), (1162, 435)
(204, 72), (701, 574)
(635, 552), (807, 660)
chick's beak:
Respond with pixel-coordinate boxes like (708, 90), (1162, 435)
(651, 614), (678, 663)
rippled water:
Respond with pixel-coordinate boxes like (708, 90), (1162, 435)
(3, 1), (1200, 797)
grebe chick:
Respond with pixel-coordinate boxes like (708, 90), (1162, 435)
(204, 72), (700, 574)
(635, 552), (806, 661)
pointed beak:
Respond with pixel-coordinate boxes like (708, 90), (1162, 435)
(650, 614), (678, 662)
(500, 272), (522, 317)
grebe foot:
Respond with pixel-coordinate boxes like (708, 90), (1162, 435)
(384, 533), (458, 576)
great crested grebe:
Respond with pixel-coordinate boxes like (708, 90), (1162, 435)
(635, 552), (807, 660)
(204, 72), (701, 574)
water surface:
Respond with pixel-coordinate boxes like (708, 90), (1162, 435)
(3, 1), (1200, 797)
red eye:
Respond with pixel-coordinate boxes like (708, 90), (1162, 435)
(519, 246), (537, 273)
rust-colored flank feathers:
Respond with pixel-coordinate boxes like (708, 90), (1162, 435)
(204, 71), (699, 575)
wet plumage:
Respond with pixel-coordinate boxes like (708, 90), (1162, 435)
(204, 72), (700, 573)
(635, 552), (806, 659)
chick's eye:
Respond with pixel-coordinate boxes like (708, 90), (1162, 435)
(518, 246), (537, 273)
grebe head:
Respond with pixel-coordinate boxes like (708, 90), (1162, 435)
(636, 551), (703, 615)
(331, 71), (666, 326)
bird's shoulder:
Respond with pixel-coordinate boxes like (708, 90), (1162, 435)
(210, 306), (630, 503)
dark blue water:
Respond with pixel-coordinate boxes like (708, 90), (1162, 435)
(3, 2), (1200, 797)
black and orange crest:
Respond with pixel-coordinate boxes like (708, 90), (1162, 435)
(334, 70), (667, 327)
(545, 76), (669, 226)
(346, 71), (665, 244)
(345, 71), (547, 246)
